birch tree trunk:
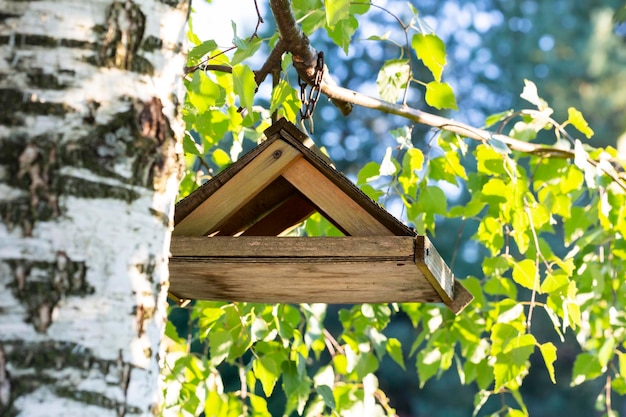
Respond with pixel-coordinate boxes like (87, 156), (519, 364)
(0, 0), (189, 415)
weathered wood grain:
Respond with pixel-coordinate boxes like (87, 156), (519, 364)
(171, 236), (416, 257)
(281, 159), (395, 236)
(174, 140), (302, 236)
(169, 260), (442, 304)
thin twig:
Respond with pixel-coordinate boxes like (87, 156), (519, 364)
(249, 0), (265, 41)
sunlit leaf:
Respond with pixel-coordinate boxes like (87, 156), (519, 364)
(412, 33), (447, 82)
(188, 39), (218, 61)
(232, 37), (262, 66)
(512, 259), (537, 290)
(379, 146), (397, 176)
(520, 79), (548, 110)
(325, 0), (350, 28)
(232, 64), (256, 114)
(211, 148), (230, 167)
(270, 80), (301, 122)
(209, 328), (232, 366)
(253, 355), (282, 396)
(571, 353), (603, 386)
(567, 107), (594, 139)
(539, 342), (557, 383)
(326, 15), (358, 53)
(377, 59), (410, 102)
(386, 338), (406, 370)
(425, 81), (458, 110)
(485, 110), (514, 128)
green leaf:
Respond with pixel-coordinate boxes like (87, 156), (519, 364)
(419, 185), (447, 215)
(232, 64), (256, 114)
(412, 33), (447, 82)
(512, 259), (538, 290)
(490, 323), (521, 356)
(485, 110), (514, 128)
(567, 107), (594, 139)
(353, 351), (379, 380)
(425, 81), (458, 110)
(386, 338), (406, 370)
(316, 385), (336, 410)
(282, 360), (311, 416)
(188, 71), (225, 112)
(211, 148), (230, 167)
(249, 394), (272, 417)
(507, 409), (527, 417)
(188, 39), (218, 61)
(232, 37), (262, 66)
(253, 355), (282, 396)
(377, 59), (410, 102)
(539, 342), (557, 383)
(300, 9), (326, 35)
(541, 270), (569, 294)
(325, 0), (350, 28)
(209, 328), (233, 366)
(403, 148), (424, 173)
(357, 161), (381, 185)
(476, 216), (504, 256)
(571, 352), (604, 386)
(270, 80), (301, 122)
(182, 134), (202, 156)
(326, 15), (358, 53)
(204, 391), (226, 416)
(494, 334), (536, 390)
(485, 110), (513, 127)
(416, 346), (443, 387)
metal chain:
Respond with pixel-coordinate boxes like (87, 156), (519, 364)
(298, 52), (324, 133)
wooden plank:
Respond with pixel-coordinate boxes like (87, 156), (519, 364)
(242, 194), (316, 236)
(415, 236), (454, 303)
(281, 159), (395, 236)
(174, 140), (302, 236)
(171, 236), (416, 258)
(213, 177), (298, 236)
(175, 135), (281, 225)
(169, 260), (442, 304)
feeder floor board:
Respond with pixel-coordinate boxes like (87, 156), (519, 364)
(169, 236), (470, 312)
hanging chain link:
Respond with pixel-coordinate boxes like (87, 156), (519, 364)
(298, 52), (324, 133)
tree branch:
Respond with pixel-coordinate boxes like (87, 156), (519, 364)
(269, 0), (353, 115)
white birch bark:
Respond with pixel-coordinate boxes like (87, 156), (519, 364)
(0, 0), (189, 415)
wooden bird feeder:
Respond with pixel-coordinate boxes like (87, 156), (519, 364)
(169, 119), (473, 313)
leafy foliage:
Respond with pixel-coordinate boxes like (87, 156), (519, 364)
(162, 3), (626, 417)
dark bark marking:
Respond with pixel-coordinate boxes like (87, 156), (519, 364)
(134, 97), (180, 191)
(0, 134), (61, 234)
(1, 340), (141, 415)
(0, 34), (93, 49)
(4, 254), (91, 333)
(98, 0), (146, 71)
(0, 343), (10, 415)
(0, 88), (75, 125)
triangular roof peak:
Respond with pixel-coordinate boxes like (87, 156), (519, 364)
(174, 118), (413, 237)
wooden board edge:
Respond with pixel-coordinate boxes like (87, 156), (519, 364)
(171, 236), (416, 258)
(444, 281), (474, 314)
(414, 236), (454, 303)
(174, 135), (280, 225)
